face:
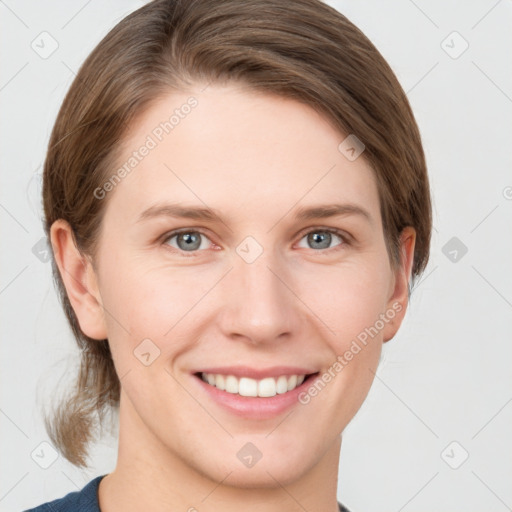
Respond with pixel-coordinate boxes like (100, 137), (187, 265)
(67, 82), (413, 487)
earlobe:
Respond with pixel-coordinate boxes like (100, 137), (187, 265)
(50, 219), (107, 340)
(382, 227), (416, 343)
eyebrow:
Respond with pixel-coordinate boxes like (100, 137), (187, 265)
(295, 203), (372, 223)
(136, 202), (373, 225)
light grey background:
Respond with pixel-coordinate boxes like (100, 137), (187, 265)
(1, 1), (511, 511)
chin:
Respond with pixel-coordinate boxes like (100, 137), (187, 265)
(216, 462), (310, 490)
(195, 442), (317, 489)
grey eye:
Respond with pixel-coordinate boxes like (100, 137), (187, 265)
(166, 231), (209, 252)
(297, 230), (344, 250)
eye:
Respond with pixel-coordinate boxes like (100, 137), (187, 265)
(296, 228), (348, 251)
(161, 227), (349, 257)
(162, 229), (212, 255)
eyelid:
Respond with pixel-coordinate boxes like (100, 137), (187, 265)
(293, 226), (352, 254)
(160, 228), (215, 255)
(295, 225), (352, 244)
(160, 225), (352, 256)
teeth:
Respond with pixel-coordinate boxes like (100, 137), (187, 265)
(225, 375), (238, 394)
(257, 377), (275, 397)
(276, 375), (288, 394)
(200, 372), (308, 397)
(215, 374), (225, 390)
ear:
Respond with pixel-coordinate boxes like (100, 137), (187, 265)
(50, 219), (107, 340)
(382, 226), (416, 343)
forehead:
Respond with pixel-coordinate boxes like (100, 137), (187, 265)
(103, 83), (380, 225)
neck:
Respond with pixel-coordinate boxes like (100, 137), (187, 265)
(99, 388), (342, 512)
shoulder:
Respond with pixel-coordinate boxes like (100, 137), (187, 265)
(23, 475), (106, 512)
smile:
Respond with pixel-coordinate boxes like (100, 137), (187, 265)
(198, 372), (313, 397)
(192, 369), (321, 419)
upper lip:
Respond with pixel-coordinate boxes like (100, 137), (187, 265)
(193, 366), (319, 380)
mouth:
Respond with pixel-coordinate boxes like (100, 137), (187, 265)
(191, 368), (322, 419)
(193, 371), (320, 398)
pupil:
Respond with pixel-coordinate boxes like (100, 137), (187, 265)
(179, 232), (200, 251)
(309, 231), (330, 249)
(176, 231), (332, 252)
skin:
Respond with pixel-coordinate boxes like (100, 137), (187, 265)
(51, 82), (415, 512)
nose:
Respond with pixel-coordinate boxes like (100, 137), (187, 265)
(216, 248), (302, 346)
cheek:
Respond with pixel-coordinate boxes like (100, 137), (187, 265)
(294, 261), (389, 420)
(295, 256), (392, 344)
(98, 256), (211, 353)
(99, 243), (392, 371)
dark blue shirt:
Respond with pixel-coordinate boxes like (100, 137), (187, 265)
(24, 474), (351, 511)
(23, 475), (105, 512)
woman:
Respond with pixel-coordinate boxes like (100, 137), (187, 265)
(25, 0), (431, 510)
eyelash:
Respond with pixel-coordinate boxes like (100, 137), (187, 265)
(160, 227), (351, 258)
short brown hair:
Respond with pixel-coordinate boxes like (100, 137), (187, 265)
(42, 0), (432, 467)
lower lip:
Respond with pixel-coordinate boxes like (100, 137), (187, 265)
(192, 373), (319, 420)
